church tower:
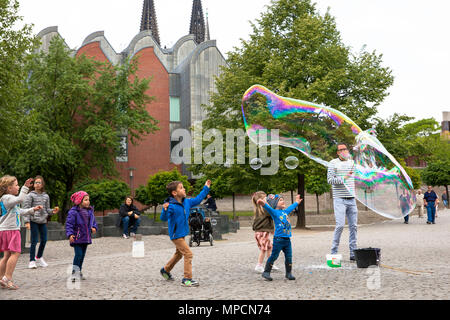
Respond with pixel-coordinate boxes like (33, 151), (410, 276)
(140, 0), (161, 45)
(189, 0), (206, 44)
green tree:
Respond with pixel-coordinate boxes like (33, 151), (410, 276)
(421, 159), (450, 205)
(192, 0), (394, 228)
(0, 0), (37, 163)
(305, 164), (330, 214)
(73, 179), (130, 215)
(136, 168), (191, 220)
(6, 36), (159, 222)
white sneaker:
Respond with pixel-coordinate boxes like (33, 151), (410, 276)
(36, 257), (48, 268)
(28, 261), (37, 269)
(255, 264), (264, 273)
(272, 265), (280, 271)
(130, 232), (136, 238)
(123, 234), (129, 239)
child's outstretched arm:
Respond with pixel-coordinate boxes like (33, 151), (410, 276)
(2, 178), (33, 210)
(187, 180), (211, 207)
(285, 195), (303, 215)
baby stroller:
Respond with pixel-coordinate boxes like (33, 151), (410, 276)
(188, 205), (214, 247)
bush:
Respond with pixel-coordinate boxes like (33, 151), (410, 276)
(71, 179), (130, 213)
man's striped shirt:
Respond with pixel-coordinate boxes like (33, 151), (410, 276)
(327, 158), (355, 198)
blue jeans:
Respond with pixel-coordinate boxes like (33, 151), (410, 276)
(331, 198), (358, 257)
(73, 244), (88, 272)
(402, 207), (409, 222)
(443, 200), (448, 208)
(30, 222), (48, 261)
(267, 237), (292, 266)
(122, 216), (141, 235)
(426, 202), (436, 223)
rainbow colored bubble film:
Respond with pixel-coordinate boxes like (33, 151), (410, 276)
(242, 85), (416, 219)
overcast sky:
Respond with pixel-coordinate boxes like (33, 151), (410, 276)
(17, 0), (450, 124)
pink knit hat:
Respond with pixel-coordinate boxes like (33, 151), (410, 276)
(71, 191), (89, 205)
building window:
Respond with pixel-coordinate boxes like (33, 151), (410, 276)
(170, 97), (181, 122)
(116, 135), (128, 162)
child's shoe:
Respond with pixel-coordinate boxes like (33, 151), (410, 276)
(28, 261), (37, 269)
(262, 262), (273, 281)
(36, 257), (48, 268)
(285, 263), (295, 280)
(254, 264), (264, 273)
(272, 264), (280, 271)
(181, 278), (199, 287)
(160, 267), (174, 281)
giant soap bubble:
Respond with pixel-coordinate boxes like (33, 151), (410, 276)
(242, 84), (415, 219)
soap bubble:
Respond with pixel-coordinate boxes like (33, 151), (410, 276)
(242, 85), (415, 219)
(211, 219), (218, 226)
(250, 158), (263, 170)
(285, 156), (299, 170)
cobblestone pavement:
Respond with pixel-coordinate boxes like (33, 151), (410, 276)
(1, 209), (449, 300)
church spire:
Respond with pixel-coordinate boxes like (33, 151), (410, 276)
(140, 0), (160, 45)
(189, 0), (206, 44)
(205, 8), (210, 41)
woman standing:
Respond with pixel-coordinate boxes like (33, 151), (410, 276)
(23, 176), (59, 269)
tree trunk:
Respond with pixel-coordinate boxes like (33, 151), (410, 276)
(295, 173), (306, 229)
(153, 205), (157, 221)
(232, 192), (236, 221)
(316, 193), (320, 215)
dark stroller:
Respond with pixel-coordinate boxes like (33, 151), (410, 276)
(188, 206), (214, 247)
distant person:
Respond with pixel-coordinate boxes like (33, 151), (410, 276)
(203, 194), (217, 212)
(442, 192), (448, 209)
(416, 189), (424, 218)
(117, 196), (141, 239)
(399, 189), (410, 224)
(424, 186), (438, 224)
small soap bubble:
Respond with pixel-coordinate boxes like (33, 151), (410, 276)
(250, 158), (263, 170)
(285, 156), (299, 170)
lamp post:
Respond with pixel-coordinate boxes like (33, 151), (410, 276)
(128, 167), (136, 196)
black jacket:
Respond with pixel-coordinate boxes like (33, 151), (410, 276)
(116, 204), (141, 227)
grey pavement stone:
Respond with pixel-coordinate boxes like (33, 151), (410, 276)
(1, 209), (449, 300)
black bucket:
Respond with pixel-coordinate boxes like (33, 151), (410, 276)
(354, 248), (381, 268)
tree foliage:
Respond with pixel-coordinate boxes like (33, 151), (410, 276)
(4, 36), (159, 221)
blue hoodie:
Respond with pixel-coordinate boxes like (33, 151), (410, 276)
(263, 202), (298, 238)
(160, 186), (210, 240)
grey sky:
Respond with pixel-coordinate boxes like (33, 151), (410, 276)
(18, 0), (450, 124)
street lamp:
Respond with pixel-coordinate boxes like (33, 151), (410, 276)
(127, 167), (136, 196)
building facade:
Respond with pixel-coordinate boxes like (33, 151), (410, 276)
(36, 0), (226, 192)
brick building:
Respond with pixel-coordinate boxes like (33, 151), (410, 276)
(36, 0), (226, 193)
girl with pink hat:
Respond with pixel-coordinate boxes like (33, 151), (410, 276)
(65, 191), (98, 282)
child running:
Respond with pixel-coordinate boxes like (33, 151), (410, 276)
(65, 191), (98, 282)
(252, 191), (279, 273)
(257, 194), (302, 281)
(160, 179), (211, 287)
(0, 176), (42, 290)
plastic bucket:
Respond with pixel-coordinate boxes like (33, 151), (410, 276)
(354, 248), (381, 268)
(326, 254), (342, 268)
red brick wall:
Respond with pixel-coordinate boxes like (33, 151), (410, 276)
(76, 43), (176, 195)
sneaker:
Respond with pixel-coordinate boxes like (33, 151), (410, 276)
(130, 232), (136, 238)
(262, 272), (273, 281)
(272, 264), (280, 271)
(181, 278), (199, 287)
(404, 221), (409, 224)
(160, 267), (174, 281)
(426, 221), (431, 224)
(71, 271), (80, 282)
(122, 234), (129, 239)
(36, 257), (48, 268)
(254, 264), (264, 273)
(80, 272), (86, 280)
(28, 261), (37, 269)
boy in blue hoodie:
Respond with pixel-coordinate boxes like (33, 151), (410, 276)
(257, 194), (302, 281)
(160, 179), (211, 287)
